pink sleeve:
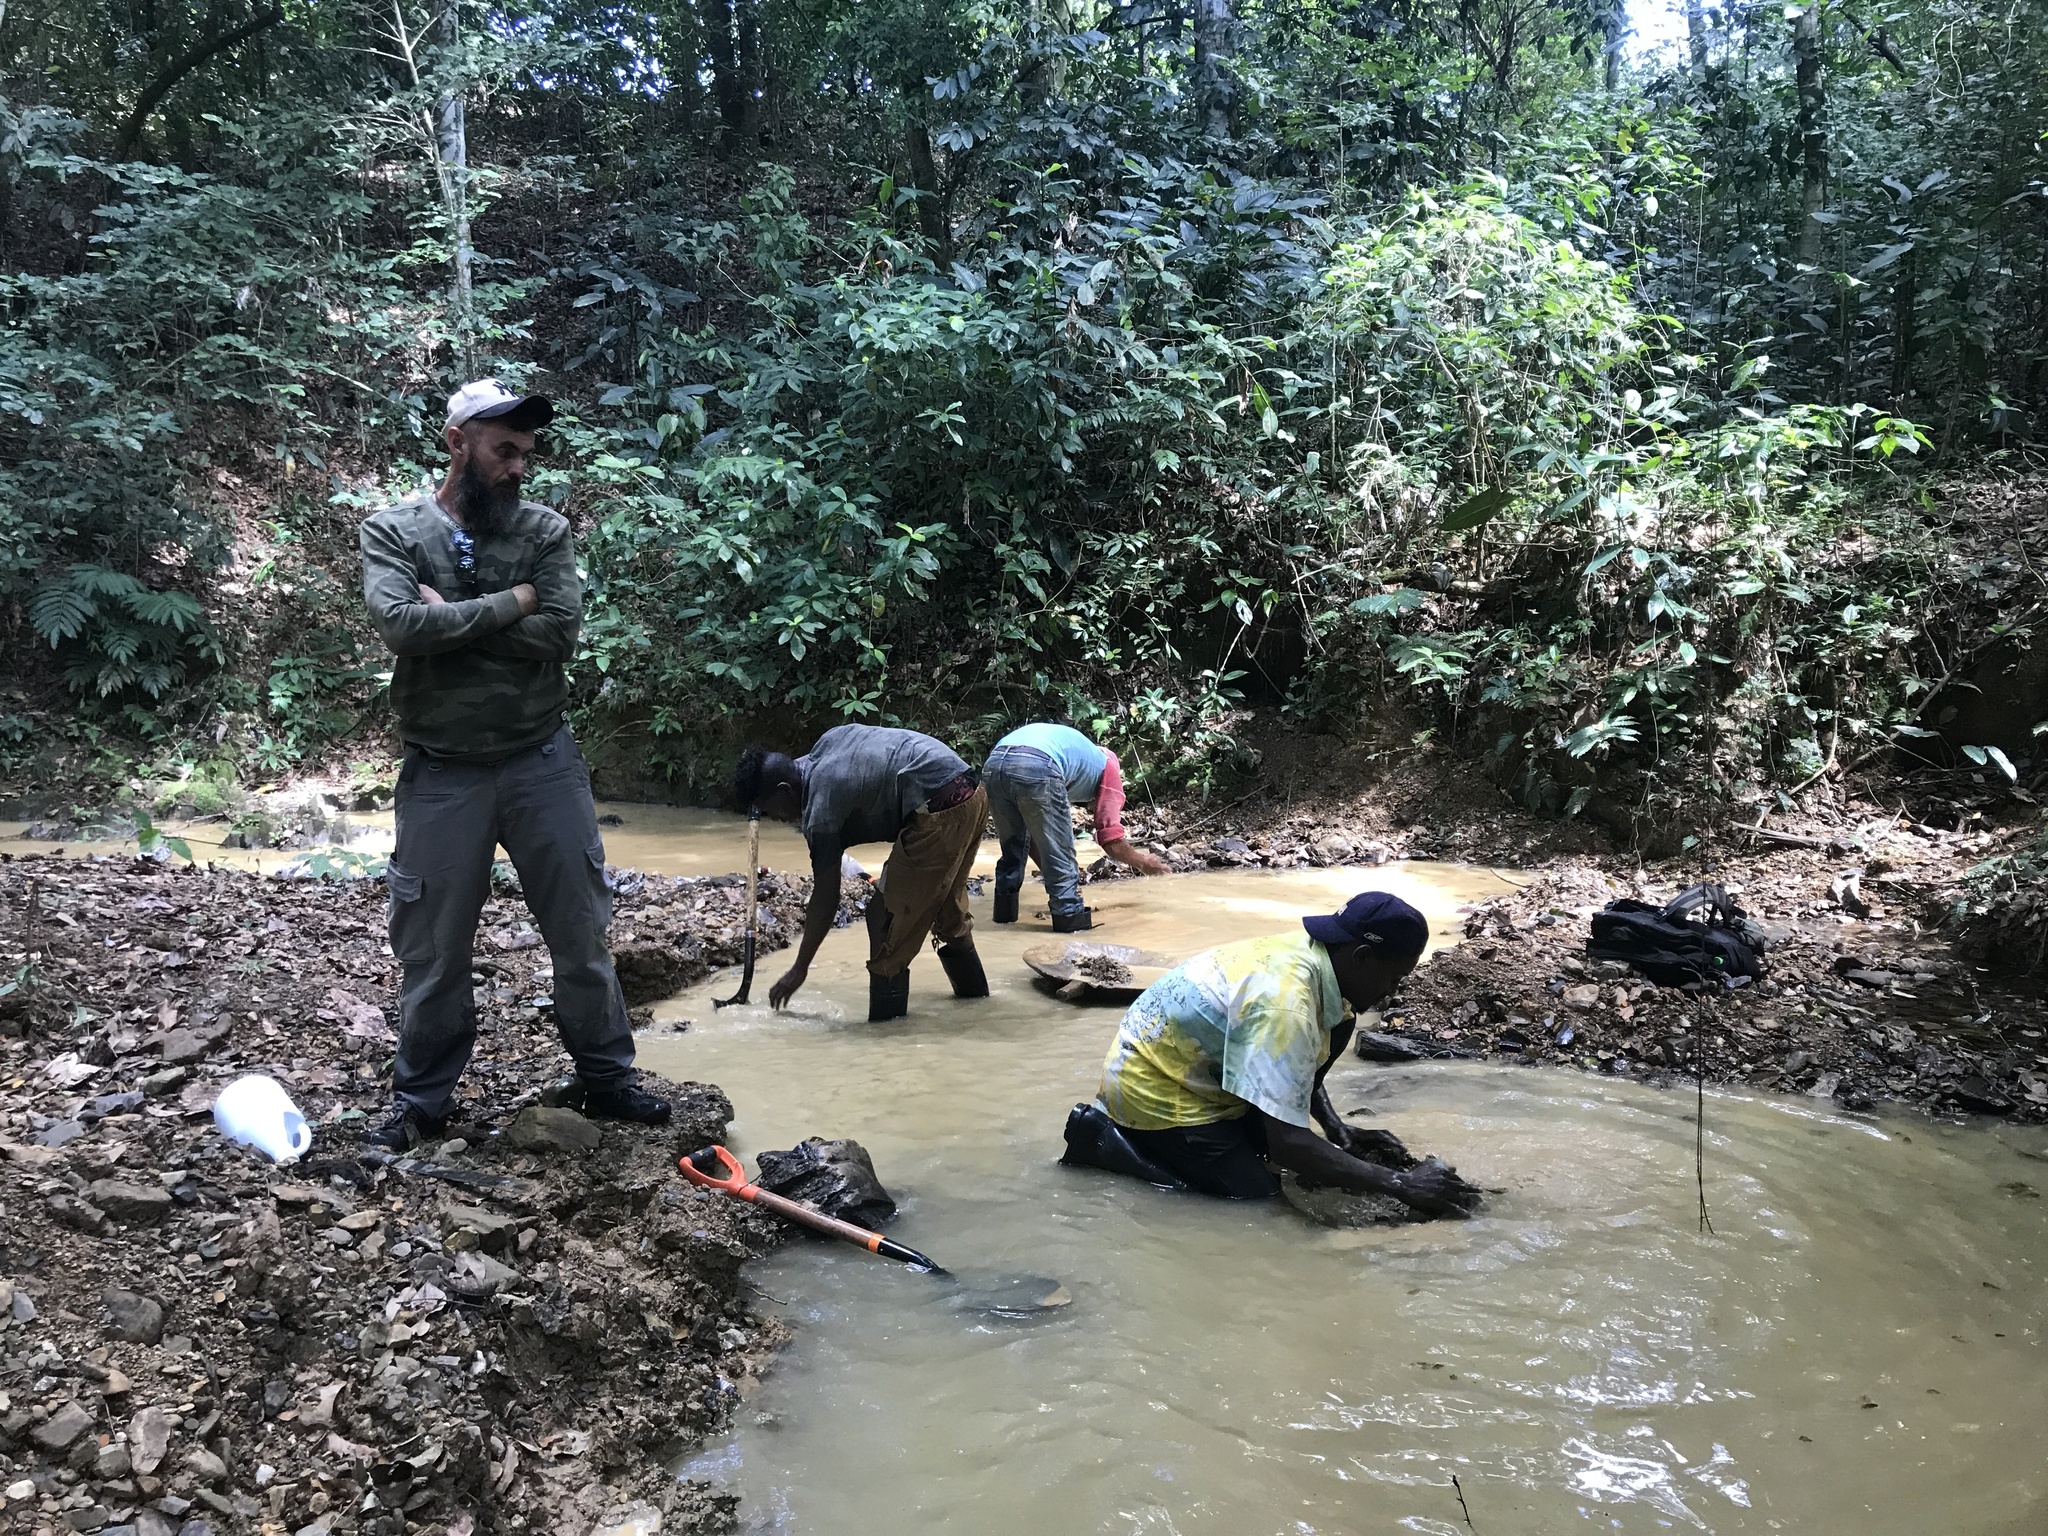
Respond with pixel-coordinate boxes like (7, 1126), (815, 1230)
(1093, 752), (1127, 844)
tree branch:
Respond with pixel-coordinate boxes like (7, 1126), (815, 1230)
(113, 4), (286, 158)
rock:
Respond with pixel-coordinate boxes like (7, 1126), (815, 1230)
(95, 1444), (133, 1479)
(176, 1521), (216, 1536)
(129, 1406), (170, 1474)
(754, 1138), (896, 1226)
(446, 1250), (523, 1301)
(612, 945), (687, 1008)
(90, 1180), (172, 1225)
(505, 1106), (600, 1154)
(334, 1209), (380, 1233)
(47, 1191), (110, 1234)
(140, 1069), (188, 1097)
(62, 1504), (109, 1531)
(1843, 968), (1896, 990)
(153, 1027), (227, 1067)
(1279, 1173), (1410, 1228)
(0, 1137), (64, 1168)
(104, 1289), (165, 1345)
(12, 1288), (37, 1322)
(1829, 869), (1870, 918)
(1352, 1031), (1431, 1063)
(182, 1448), (226, 1484)
(1950, 1077), (2014, 1116)
(32, 1400), (97, 1451)
(82, 1092), (145, 1122)
(590, 1502), (663, 1536)
(6, 1477), (36, 1502)
(442, 1205), (520, 1255)
(1311, 835), (1354, 862)
(134, 1514), (177, 1536)
(1561, 983), (1602, 1011)
(35, 1118), (89, 1148)
(669, 1081), (735, 1148)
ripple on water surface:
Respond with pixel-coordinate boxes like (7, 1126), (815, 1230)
(636, 860), (2045, 1536)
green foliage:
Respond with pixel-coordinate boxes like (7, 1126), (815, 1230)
(29, 564), (219, 700)
(131, 810), (193, 863)
(1, 0), (2040, 828)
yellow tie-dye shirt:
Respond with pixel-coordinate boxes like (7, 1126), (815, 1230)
(1096, 933), (1348, 1131)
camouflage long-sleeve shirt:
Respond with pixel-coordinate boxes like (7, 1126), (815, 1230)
(358, 493), (581, 760)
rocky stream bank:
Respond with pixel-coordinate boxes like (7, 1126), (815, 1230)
(1103, 778), (2048, 1123)
(0, 853), (833, 1536)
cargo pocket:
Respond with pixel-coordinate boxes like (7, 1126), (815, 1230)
(386, 863), (434, 964)
(586, 840), (614, 926)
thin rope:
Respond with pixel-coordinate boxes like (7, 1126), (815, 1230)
(1694, 1004), (1714, 1235)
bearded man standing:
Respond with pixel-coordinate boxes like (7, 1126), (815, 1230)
(357, 379), (670, 1151)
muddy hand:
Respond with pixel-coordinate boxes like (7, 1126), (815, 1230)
(1345, 1127), (1419, 1170)
(768, 965), (806, 1010)
(1391, 1156), (1482, 1218)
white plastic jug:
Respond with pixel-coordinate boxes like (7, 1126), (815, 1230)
(212, 1074), (314, 1164)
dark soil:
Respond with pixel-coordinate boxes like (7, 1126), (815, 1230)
(1103, 763), (2048, 1122)
(0, 853), (838, 1536)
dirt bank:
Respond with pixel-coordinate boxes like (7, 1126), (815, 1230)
(0, 853), (842, 1536)
(1101, 762), (2048, 1122)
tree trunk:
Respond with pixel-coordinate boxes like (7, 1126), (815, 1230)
(112, 3), (285, 158)
(1892, 252), (1916, 399)
(1191, 0), (1236, 139)
(1793, 5), (1827, 261)
(433, 0), (475, 377)
(1603, 0), (1624, 89)
(905, 121), (948, 258)
(709, 0), (760, 148)
(1685, 0), (1707, 70)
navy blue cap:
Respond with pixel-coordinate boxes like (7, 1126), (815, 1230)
(1303, 891), (1429, 960)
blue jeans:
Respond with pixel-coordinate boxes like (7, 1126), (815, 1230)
(985, 745), (1085, 917)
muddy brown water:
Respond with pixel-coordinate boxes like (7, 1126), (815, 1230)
(16, 807), (2046, 1531)
(611, 820), (2048, 1536)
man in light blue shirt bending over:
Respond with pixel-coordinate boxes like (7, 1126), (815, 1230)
(984, 723), (1167, 933)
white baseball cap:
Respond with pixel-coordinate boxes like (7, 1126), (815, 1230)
(444, 378), (554, 432)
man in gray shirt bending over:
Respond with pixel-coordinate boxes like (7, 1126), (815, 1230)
(735, 726), (990, 1021)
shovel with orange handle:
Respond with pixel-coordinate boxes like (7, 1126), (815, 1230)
(679, 1144), (949, 1272)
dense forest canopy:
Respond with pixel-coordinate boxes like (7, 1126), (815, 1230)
(0, 0), (2043, 839)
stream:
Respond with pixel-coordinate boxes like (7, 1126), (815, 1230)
(624, 823), (2046, 1536)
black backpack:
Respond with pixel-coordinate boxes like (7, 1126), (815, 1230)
(1586, 883), (1766, 990)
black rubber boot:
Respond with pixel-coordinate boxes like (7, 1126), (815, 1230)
(992, 887), (1019, 924)
(937, 938), (990, 998)
(1051, 906), (1095, 933)
(868, 968), (911, 1022)
(1060, 1103), (1186, 1189)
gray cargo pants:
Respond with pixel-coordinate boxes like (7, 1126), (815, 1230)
(386, 724), (634, 1118)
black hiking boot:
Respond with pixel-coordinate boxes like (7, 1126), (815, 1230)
(580, 1079), (673, 1126)
(869, 968), (911, 1022)
(1051, 906), (1095, 934)
(992, 887), (1020, 924)
(937, 938), (990, 998)
(365, 1103), (447, 1153)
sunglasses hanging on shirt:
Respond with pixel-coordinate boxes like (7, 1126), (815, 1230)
(449, 526), (477, 578)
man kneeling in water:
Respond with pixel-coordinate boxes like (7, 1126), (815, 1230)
(1062, 891), (1480, 1218)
